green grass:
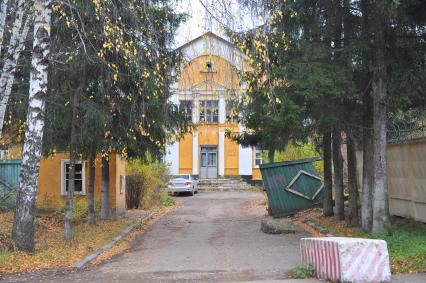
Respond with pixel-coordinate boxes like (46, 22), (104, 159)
(159, 188), (176, 207)
(316, 218), (426, 273)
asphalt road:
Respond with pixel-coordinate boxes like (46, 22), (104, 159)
(2, 191), (309, 283)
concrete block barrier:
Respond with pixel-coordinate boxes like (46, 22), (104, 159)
(300, 237), (391, 283)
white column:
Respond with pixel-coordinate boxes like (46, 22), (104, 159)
(218, 92), (226, 124)
(238, 125), (252, 175)
(165, 141), (179, 175)
(192, 93), (199, 123)
(192, 131), (198, 175)
(219, 131), (225, 176)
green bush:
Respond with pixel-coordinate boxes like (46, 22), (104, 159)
(273, 142), (324, 176)
(126, 159), (169, 210)
(159, 188), (176, 207)
(54, 197), (101, 222)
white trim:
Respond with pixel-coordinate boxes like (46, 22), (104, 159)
(192, 131), (198, 175)
(218, 94), (226, 124)
(219, 131), (225, 176)
(60, 159), (86, 196)
(178, 33), (248, 72)
(284, 170), (323, 200)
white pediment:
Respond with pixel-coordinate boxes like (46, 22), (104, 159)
(176, 32), (248, 72)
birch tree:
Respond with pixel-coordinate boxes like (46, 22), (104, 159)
(12, 0), (51, 252)
(0, 0), (9, 52)
(0, 0), (33, 136)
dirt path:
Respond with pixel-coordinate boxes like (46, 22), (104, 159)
(2, 191), (309, 282)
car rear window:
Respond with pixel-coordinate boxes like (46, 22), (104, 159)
(172, 175), (189, 180)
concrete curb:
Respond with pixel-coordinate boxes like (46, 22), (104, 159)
(303, 220), (334, 237)
(73, 211), (156, 269)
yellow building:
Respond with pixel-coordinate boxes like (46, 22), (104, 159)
(165, 32), (263, 181)
(1, 148), (126, 214)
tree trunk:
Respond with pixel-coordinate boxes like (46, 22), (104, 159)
(88, 152), (96, 225)
(371, 0), (391, 234)
(268, 147), (275, 163)
(346, 134), (359, 226)
(100, 157), (110, 219)
(322, 131), (333, 216)
(0, 0), (32, 135)
(12, 0), (51, 252)
(64, 77), (82, 241)
(361, 94), (374, 232)
(0, 0), (9, 54)
(332, 130), (344, 220)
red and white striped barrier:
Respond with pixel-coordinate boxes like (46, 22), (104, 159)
(300, 237), (391, 283)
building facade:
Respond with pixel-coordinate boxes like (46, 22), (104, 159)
(165, 32), (262, 180)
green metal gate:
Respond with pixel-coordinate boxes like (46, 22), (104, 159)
(260, 158), (323, 217)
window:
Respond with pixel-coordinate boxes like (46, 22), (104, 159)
(180, 100), (192, 122)
(61, 160), (86, 195)
(199, 100), (219, 123)
(255, 147), (263, 167)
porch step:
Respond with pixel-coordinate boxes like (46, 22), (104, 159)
(197, 178), (255, 191)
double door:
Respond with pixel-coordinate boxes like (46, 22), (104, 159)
(200, 146), (217, 179)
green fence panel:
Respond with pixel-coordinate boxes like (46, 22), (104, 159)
(0, 160), (21, 210)
(260, 157), (323, 217)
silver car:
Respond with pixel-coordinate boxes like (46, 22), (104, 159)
(168, 174), (198, 196)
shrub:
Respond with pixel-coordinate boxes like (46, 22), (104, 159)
(273, 142), (324, 176)
(126, 159), (169, 210)
(54, 197), (101, 222)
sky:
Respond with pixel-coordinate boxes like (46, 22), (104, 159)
(174, 0), (261, 48)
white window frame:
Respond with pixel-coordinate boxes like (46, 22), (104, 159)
(254, 147), (263, 168)
(61, 159), (86, 196)
(199, 100), (219, 123)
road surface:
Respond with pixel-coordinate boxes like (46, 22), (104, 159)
(3, 191), (308, 282)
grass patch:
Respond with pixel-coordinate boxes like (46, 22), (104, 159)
(159, 188), (176, 207)
(288, 264), (315, 279)
(300, 209), (426, 274)
(0, 212), (135, 274)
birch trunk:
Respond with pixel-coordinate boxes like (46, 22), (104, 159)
(332, 130), (344, 220)
(88, 152), (96, 225)
(0, 0), (9, 54)
(0, 0), (33, 136)
(322, 131), (333, 216)
(346, 134), (359, 226)
(12, 0), (51, 252)
(101, 157), (110, 219)
(361, 94), (374, 231)
(371, 0), (391, 234)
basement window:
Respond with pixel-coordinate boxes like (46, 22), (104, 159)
(61, 160), (86, 195)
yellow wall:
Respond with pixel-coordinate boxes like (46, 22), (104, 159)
(179, 133), (193, 174)
(37, 152), (125, 213)
(179, 55), (241, 90)
(224, 125), (239, 176)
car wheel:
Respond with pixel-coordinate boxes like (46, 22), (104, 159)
(189, 189), (194, 196)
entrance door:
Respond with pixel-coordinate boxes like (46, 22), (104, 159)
(200, 146), (217, 179)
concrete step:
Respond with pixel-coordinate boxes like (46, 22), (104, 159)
(197, 178), (254, 191)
